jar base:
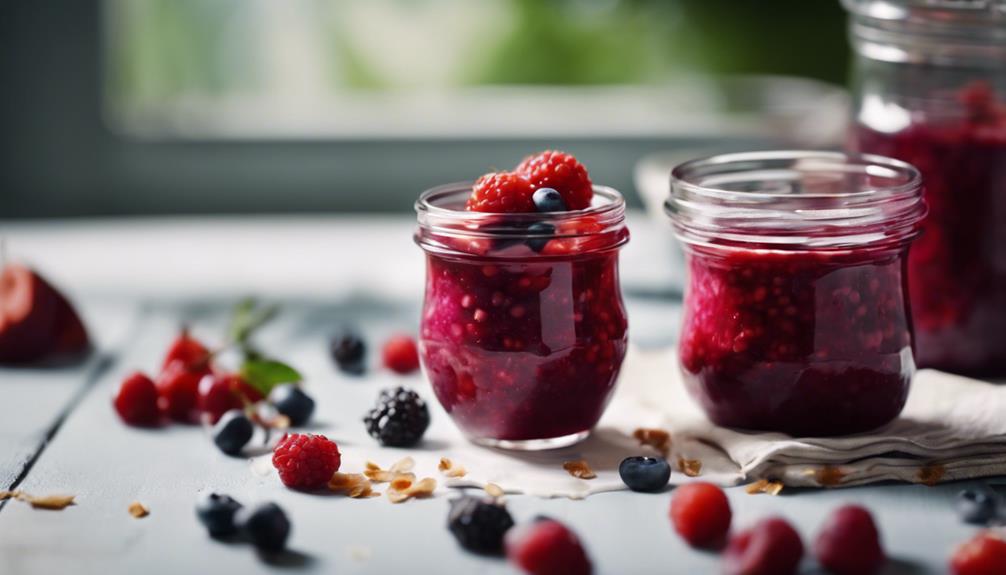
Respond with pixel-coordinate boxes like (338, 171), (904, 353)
(469, 430), (591, 451)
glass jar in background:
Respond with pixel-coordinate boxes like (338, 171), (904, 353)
(667, 151), (926, 436)
(414, 184), (629, 450)
(843, 0), (1006, 377)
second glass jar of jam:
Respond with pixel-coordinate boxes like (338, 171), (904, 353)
(668, 151), (926, 436)
(844, 0), (1006, 377)
(415, 183), (629, 450)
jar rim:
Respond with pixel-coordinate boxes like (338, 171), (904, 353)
(666, 150), (927, 250)
(416, 182), (625, 223)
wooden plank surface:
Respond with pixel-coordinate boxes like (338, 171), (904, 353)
(0, 215), (999, 574)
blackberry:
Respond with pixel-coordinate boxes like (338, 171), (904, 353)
(330, 331), (366, 374)
(195, 492), (243, 538)
(448, 496), (514, 555)
(363, 386), (430, 447)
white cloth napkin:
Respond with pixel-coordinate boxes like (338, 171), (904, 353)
(253, 347), (1006, 498)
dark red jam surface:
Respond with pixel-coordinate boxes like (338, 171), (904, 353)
(679, 246), (915, 436)
(420, 238), (628, 441)
(854, 83), (1006, 377)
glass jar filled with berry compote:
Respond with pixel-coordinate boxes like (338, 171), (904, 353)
(668, 151), (926, 436)
(843, 0), (1006, 377)
(415, 152), (629, 450)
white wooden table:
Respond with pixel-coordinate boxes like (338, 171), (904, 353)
(0, 215), (997, 574)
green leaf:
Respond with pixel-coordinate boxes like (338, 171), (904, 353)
(240, 358), (302, 395)
(228, 298), (279, 345)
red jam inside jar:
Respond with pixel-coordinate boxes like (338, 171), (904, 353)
(853, 82), (1006, 377)
(668, 151), (926, 436)
(415, 184), (629, 449)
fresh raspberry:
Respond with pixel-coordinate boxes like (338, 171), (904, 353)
(272, 433), (341, 490)
(670, 482), (732, 548)
(113, 372), (160, 426)
(724, 517), (804, 575)
(951, 532), (1006, 575)
(382, 334), (420, 374)
(505, 518), (592, 575)
(516, 150), (593, 210)
(162, 329), (211, 372)
(814, 505), (885, 575)
(467, 172), (535, 213)
(157, 360), (206, 423)
(197, 373), (263, 424)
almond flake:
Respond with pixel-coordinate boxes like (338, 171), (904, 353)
(563, 459), (597, 480)
(387, 477), (437, 504)
(21, 493), (76, 510)
(917, 463), (945, 487)
(633, 428), (672, 456)
(745, 479), (784, 496)
(128, 501), (150, 518)
(0, 490), (17, 501)
(677, 457), (702, 478)
(329, 472), (377, 498)
(390, 477), (414, 491)
(438, 457), (467, 478)
(390, 457), (415, 474)
(365, 458), (417, 483)
(484, 483), (504, 498)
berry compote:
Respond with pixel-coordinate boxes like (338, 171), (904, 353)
(668, 151), (926, 436)
(853, 82), (1006, 377)
(415, 183), (629, 449)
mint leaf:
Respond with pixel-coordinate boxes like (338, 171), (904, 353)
(240, 358), (302, 395)
(229, 299), (279, 345)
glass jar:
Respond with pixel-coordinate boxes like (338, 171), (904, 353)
(843, 0), (1006, 377)
(415, 184), (629, 450)
(667, 151), (926, 436)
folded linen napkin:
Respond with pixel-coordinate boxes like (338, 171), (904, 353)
(252, 347), (1006, 498)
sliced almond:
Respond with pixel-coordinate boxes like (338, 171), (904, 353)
(562, 459), (597, 480)
(745, 479), (784, 496)
(21, 493), (76, 510)
(438, 457), (467, 478)
(390, 457), (415, 474)
(329, 472), (377, 498)
(633, 427), (672, 456)
(365, 458), (417, 483)
(677, 456), (702, 478)
(387, 477), (437, 504)
(128, 501), (150, 518)
(484, 483), (504, 498)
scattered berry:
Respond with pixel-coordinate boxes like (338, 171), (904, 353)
(197, 373), (262, 424)
(195, 492), (243, 537)
(950, 531), (1006, 575)
(363, 386), (431, 447)
(236, 502), (291, 553)
(670, 482), (732, 548)
(724, 517), (804, 575)
(157, 360), (205, 423)
(526, 222), (556, 253)
(272, 433), (341, 490)
(330, 331), (366, 374)
(447, 496), (515, 555)
(162, 330), (210, 372)
(212, 409), (254, 456)
(618, 456), (671, 493)
(505, 518), (592, 575)
(268, 384), (315, 427)
(382, 334), (420, 374)
(531, 187), (568, 212)
(516, 150), (593, 210)
(814, 505), (885, 575)
(956, 489), (1001, 525)
(113, 372), (160, 426)
(467, 171), (535, 213)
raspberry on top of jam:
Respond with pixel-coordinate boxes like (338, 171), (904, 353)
(466, 151), (593, 213)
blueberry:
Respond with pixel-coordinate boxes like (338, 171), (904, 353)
(236, 502), (291, 553)
(268, 384), (315, 427)
(331, 331), (366, 374)
(212, 409), (253, 456)
(955, 488), (1001, 524)
(195, 492), (243, 538)
(526, 222), (555, 253)
(619, 456), (671, 492)
(532, 188), (567, 212)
